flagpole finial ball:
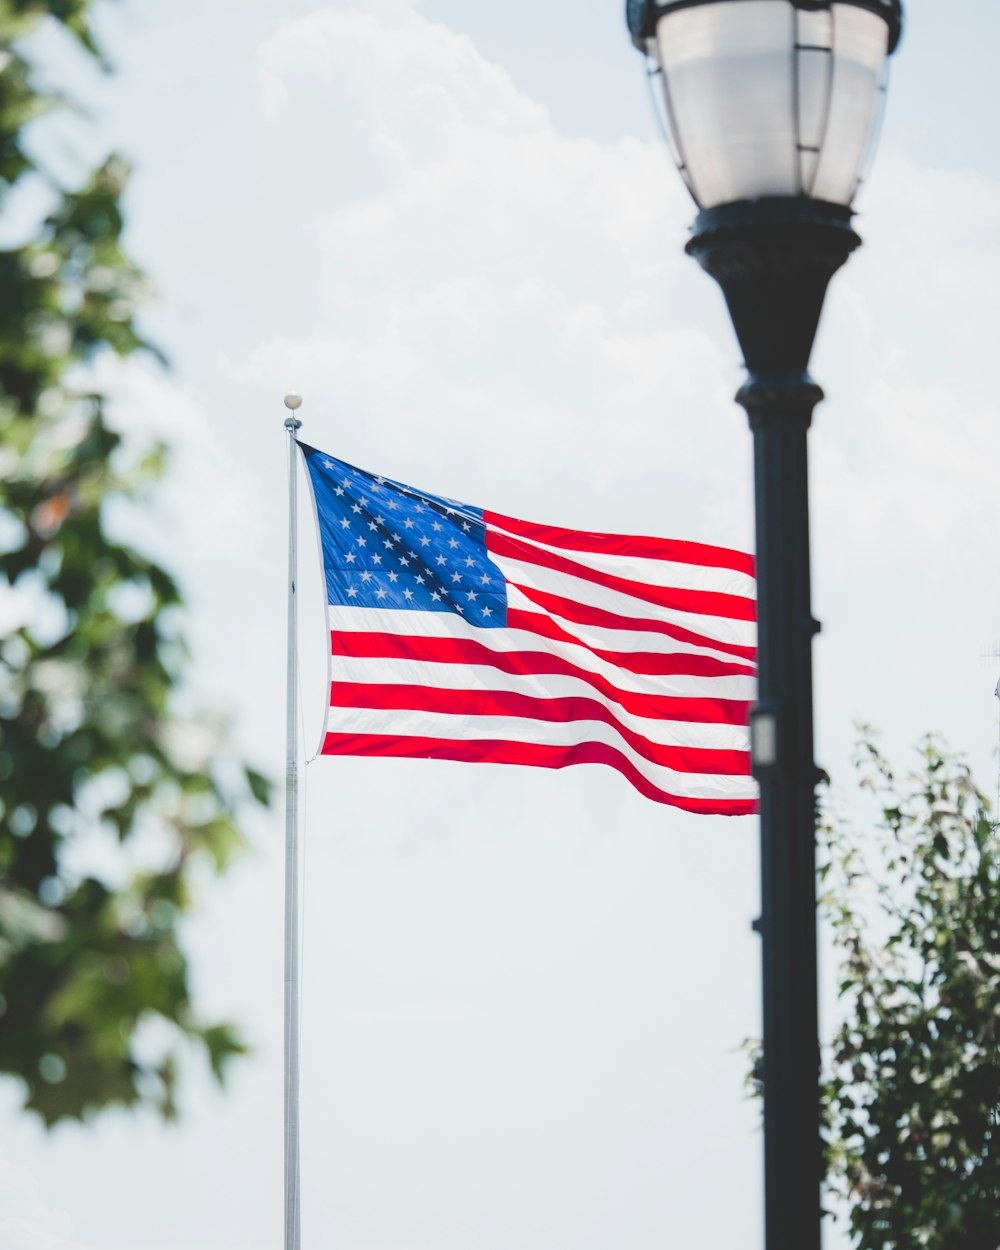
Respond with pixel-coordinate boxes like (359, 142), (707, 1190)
(284, 392), (303, 410)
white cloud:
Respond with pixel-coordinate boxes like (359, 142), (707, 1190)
(242, 2), (749, 549)
(258, 5), (547, 138)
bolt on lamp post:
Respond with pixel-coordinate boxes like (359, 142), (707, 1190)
(624, 2), (902, 1248)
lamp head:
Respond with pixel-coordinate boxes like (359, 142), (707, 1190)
(629, 0), (903, 209)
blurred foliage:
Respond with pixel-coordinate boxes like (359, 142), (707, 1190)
(818, 734), (999, 1249)
(745, 734), (1000, 1245)
(1, 0), (271, 1125)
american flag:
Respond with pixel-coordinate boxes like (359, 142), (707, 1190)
(300, 443), (757, 816)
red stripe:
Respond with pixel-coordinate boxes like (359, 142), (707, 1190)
(320, 732), (757, 816)
(484, 510), (756, 577)
(329, 631), (752, 726)
(506, 607), (756, 678)
(487, 530), (756, 622)
(507, 583), (756, 662)
(329, 682), (752, 776)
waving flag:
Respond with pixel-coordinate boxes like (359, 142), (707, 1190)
(300, 443), (757, 815)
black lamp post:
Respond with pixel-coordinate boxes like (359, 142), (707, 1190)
(625, 3), (902, 1248)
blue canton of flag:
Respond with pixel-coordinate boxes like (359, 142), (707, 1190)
(301, 444), (507, 629)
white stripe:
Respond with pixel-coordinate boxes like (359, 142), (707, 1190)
(486, 518), (756, 599)
(326, 706), (756, 802)
(504, 584), (755, 666)
(329, 657), (750, 750)
(329, 604), (460, 636)
(491, 552), (756, 649)
(327, 606), (756, 701)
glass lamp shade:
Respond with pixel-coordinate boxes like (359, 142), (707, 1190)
(642, 0), (901, 209)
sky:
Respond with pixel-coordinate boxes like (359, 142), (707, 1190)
(3, 1), (1000, 1248)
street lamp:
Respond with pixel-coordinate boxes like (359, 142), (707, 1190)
(625, 3), (903, 1249)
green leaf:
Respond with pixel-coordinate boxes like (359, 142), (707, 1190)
(245, 766), (273, 806)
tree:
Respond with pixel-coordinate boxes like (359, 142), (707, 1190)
(819, 734), (999, 1248)
(0, 0), (270, 1125)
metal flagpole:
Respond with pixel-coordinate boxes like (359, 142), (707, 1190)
(283, 392), (304, 1250)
